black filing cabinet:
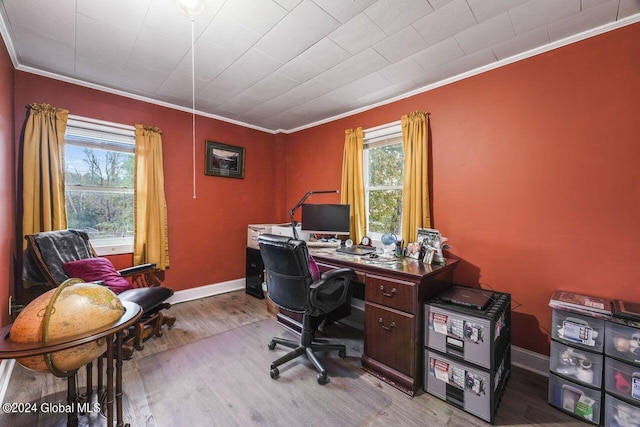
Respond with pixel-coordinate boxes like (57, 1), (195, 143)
(245, 247), (264, 299)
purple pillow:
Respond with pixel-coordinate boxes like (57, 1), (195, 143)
(63, 257), (133, 294)
(309, 255), (320, 281)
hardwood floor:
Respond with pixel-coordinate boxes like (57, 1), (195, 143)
(2, 291), (584, 426)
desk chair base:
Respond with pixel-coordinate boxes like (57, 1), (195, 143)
(268, 316), (346, 385)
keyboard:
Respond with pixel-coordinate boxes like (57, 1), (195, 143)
(306, 240), (341, 248)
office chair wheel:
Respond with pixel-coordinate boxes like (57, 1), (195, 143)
(338, 349), (346, 358)
(270, 367), (279, 379)
(317, 371), (328, 385)
(268, 340), (276, 350)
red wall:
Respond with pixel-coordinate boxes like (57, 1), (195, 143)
(0, 35), (15, 327)
(13, 74), (278, 292)
(6, 23), (640, 355)
(282, 23), (640, 354)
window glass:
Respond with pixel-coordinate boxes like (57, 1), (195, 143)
(64, 119), (135, 249)
(364, 126), (403, 239)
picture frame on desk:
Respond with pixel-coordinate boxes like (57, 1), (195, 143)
(205, 140), (245, 179)
(406, 242), (422, 259)
(423, 247), (436, 264)
(417, 228), (441, 252)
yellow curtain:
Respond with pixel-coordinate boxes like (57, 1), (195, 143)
(340, 127), (365, 243)
(401, 111), (431, 243)
(22, 103), (69, 247)
(134, 125), (170, 269)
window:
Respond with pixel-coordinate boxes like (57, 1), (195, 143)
(363, 123), (403, 241)
(64, 116), (135, 254)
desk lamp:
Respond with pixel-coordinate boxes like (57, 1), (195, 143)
(289, 190), (339, 239)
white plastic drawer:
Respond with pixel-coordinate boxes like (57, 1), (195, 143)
(605, 321), (640, 365)
(604, 393), (640, 427)
(604, 356), (640, 403)
(548, 373), (602, 425)
(552, 309), (605, 352)
(550, 340), (603, 388)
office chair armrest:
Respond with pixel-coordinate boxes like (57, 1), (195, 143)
(317, 268), (355, 283)
(309, 268), (356, 314)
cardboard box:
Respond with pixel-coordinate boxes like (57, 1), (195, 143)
(247, 224), (275, 249)
(271, 224), (310, 241)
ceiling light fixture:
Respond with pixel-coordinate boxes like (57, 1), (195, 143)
(174, 0), (204, 199)
(173, 0), (205, 17)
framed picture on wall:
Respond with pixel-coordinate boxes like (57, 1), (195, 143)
(205, 141), (245, 179)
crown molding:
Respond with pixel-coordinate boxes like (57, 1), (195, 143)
(3, 11), (639, 135)
(13, 64), (277, 134)
(283, 13), (640, 134)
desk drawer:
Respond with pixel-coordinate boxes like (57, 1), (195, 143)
(365, 274), (415, 313)
(364, 303), (415, 377)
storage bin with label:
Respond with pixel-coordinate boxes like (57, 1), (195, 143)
(425, 291), (510, 370)
(548, 372), (602, 425)
(604, 356), (640, 403)
(424, 346), (510, 424)
(552, 309), (605, 352)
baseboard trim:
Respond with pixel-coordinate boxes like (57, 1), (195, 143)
(166, 278), (245, 304)
(511, 345), (550, 377)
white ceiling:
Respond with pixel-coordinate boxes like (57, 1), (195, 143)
(1, 0), (639, 133)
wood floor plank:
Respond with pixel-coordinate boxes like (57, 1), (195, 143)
(1, 291), (585, 426)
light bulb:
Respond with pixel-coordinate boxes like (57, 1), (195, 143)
(173, 0), (205, 17)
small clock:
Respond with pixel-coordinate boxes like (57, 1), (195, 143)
(360, 236), (372, 246)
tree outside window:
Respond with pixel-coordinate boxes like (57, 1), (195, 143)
(65, 131), (135, 244)
(364, 130), (403, 239)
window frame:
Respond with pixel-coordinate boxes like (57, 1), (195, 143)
(363, 122), (403, 244)
(64, 115), (136, 255)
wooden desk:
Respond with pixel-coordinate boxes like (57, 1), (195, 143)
(309, 249), (458, 396)
(0, 301), (143, 427)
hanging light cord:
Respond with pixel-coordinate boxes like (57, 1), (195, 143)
(191, 16), (197, 199)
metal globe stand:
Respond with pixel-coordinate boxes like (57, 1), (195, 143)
(0, 287), (142, 427)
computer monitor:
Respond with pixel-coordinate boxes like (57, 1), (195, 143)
(301, 204), (350, 235)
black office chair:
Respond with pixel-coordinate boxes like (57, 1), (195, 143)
(258, 234), (356, 384)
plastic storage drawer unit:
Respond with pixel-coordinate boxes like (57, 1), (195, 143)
(604, 356), (640, 403)
(604, 393), (640, 427)
(548, 372), (602, 425)
(552, 309), (605, 352)
(605, 320), (640, 365)
(604, 392), (640, 427)
(425, 290), (510, 370)
(550, 340), (604, 388)
(424, 346), (510, 424)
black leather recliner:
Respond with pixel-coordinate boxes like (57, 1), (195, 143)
(21, 229), (175, 356)
(258, 234), (356, 384)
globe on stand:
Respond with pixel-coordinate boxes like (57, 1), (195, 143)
(380, 233), (397, 257)
(9, 278), (125, 376)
